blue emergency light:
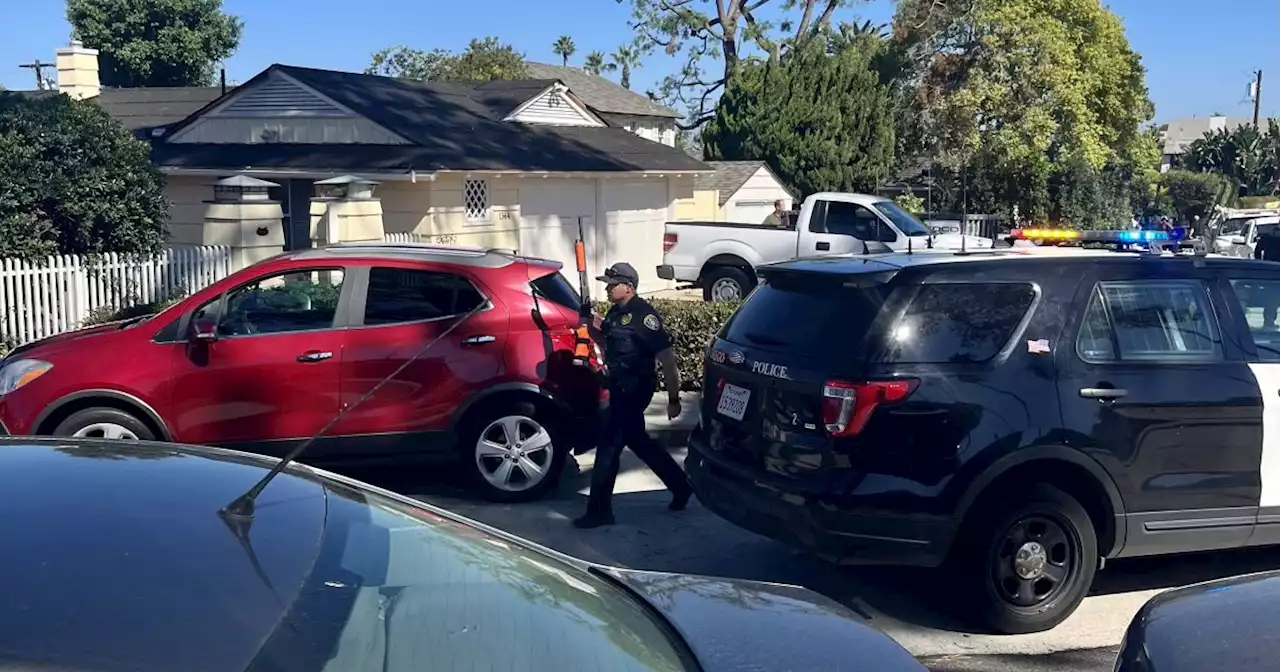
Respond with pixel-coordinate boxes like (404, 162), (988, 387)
(1010, 228), (1187, 244)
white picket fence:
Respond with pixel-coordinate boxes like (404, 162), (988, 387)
(0, 246), (239, 346)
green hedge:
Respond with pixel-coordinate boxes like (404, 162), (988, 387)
(596, 299), (741, 391)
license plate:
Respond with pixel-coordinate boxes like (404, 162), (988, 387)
(716, 383), (751, 421)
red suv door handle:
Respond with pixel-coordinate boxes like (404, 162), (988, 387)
(462, 335), (496, 346)
(297, 351), (333, 362)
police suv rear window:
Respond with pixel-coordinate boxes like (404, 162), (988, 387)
(722, 277), (888, 355)
(877, 283), (1036, 364)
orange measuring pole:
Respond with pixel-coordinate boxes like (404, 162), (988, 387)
(572, 235), (593, 366)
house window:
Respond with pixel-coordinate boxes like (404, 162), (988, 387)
(464, 179), (490, 224)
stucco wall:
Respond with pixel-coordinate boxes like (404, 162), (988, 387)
(673, 189), (721, 221)
(725, 167), (792, 223)
(164, 175), (212, 246)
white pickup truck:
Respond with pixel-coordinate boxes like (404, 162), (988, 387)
(657, 192), (994, 301)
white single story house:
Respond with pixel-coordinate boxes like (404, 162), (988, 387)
(674, 160), (794, 223)
(37, 42), (710, 295)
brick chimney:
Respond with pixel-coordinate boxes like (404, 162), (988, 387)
(56, 40), (100, 100)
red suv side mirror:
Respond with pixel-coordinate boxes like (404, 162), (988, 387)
(191, 318), (218, 343)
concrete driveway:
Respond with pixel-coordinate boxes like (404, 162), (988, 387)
(358, 446), (1280, 671)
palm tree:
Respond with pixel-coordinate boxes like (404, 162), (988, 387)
(583, 51), (609, 76)
(552, 36), (576, 67)
(609, 45), (641, 89)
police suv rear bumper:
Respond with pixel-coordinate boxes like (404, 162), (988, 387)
(686, 436), (958, 568)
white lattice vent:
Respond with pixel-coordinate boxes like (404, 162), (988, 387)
(464, 179), (490, 223)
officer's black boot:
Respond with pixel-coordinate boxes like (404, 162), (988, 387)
(573, 509), (615, 529)
(669, 484), (693, 512)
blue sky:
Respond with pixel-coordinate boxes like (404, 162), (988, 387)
(2, 0), (1276, 123)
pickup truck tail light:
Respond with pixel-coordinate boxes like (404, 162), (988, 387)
(821, 379), (917, 437)
(663, 233), (678, 253)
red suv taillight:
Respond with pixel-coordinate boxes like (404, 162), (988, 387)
(663, 232), (678, 253)
(821, 379), (917, 437)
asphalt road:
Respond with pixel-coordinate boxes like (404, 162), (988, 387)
(350, 447), (1280, 672)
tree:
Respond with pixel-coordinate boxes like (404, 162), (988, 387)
(891, 0), (1154, 223)
(583, 51), (609, 76)
(552, 36), (577, 67)
(1160, 170), (1237, 224)
(66, 0), (242, 88)
(367, 37), (528, 82)
(702, 33), (895, 197)
(609, 45), (643, 89)
(1184, 120), (1280, 197)
(0, 93), (168, 261)
(621, 0), (859, 128)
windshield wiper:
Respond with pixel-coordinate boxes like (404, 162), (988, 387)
(219, 300), (490, 520)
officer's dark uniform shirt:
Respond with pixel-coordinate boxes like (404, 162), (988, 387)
(1257, 231), (1280, 261)
(600, 297), (671, 394)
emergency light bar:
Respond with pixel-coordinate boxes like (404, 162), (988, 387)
(1009, 228), (1186, 243)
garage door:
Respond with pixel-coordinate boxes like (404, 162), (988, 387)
(602, 180), (673, 292)
(518, 179), (601, 289)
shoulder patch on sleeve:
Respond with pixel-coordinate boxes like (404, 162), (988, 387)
(644, 313), (661, 331)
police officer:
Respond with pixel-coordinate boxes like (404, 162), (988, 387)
(1255, 227), (1280, 328)
(574, 262), (693, 529)
(1255, 226), (1280, 262)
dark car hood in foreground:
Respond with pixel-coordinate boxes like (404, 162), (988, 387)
(0, 438), (327, 672)
(601, 567), (926, 671)
(1117, 570), (1280, 671)
(0, 438), (923, 672)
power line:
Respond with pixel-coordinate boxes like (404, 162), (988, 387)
(18, 59), (54, 90)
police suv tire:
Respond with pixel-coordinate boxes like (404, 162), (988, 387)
(702, 266), (753, 302)
(460, 401), (567, 504)
(950, 483), (1097, 635)
(53, 407), (155, 442)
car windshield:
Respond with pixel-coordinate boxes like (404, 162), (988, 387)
(872, 201), (932, 236)
(247, 480), (691, 672)
(1220, 217), (1255, 236)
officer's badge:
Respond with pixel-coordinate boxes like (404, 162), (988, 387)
(620, 313), (632, 326)
(644, 314), (661, 331)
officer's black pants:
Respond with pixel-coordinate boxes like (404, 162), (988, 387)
(586, 389), (690, 516)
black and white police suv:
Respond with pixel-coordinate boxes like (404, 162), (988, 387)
(686, 229), (1280, 634)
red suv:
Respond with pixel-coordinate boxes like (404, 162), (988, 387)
(0, 243), (602, 502)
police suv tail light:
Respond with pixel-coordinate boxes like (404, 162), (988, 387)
(821, 379), (917, 437)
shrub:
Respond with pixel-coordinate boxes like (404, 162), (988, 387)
(596, 299), (741, 391)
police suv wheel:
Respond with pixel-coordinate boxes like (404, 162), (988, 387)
(461, 401), (566, 503)
(702, 267), (752, 302)
(952, 483), (1097, 634)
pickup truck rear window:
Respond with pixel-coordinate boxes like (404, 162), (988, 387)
(722, 278), (889, 356)
(877, 283), (1036, 364)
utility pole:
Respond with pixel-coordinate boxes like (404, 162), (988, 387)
(18, 59), (54, 90)
(1252, 70), (1264, 128)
